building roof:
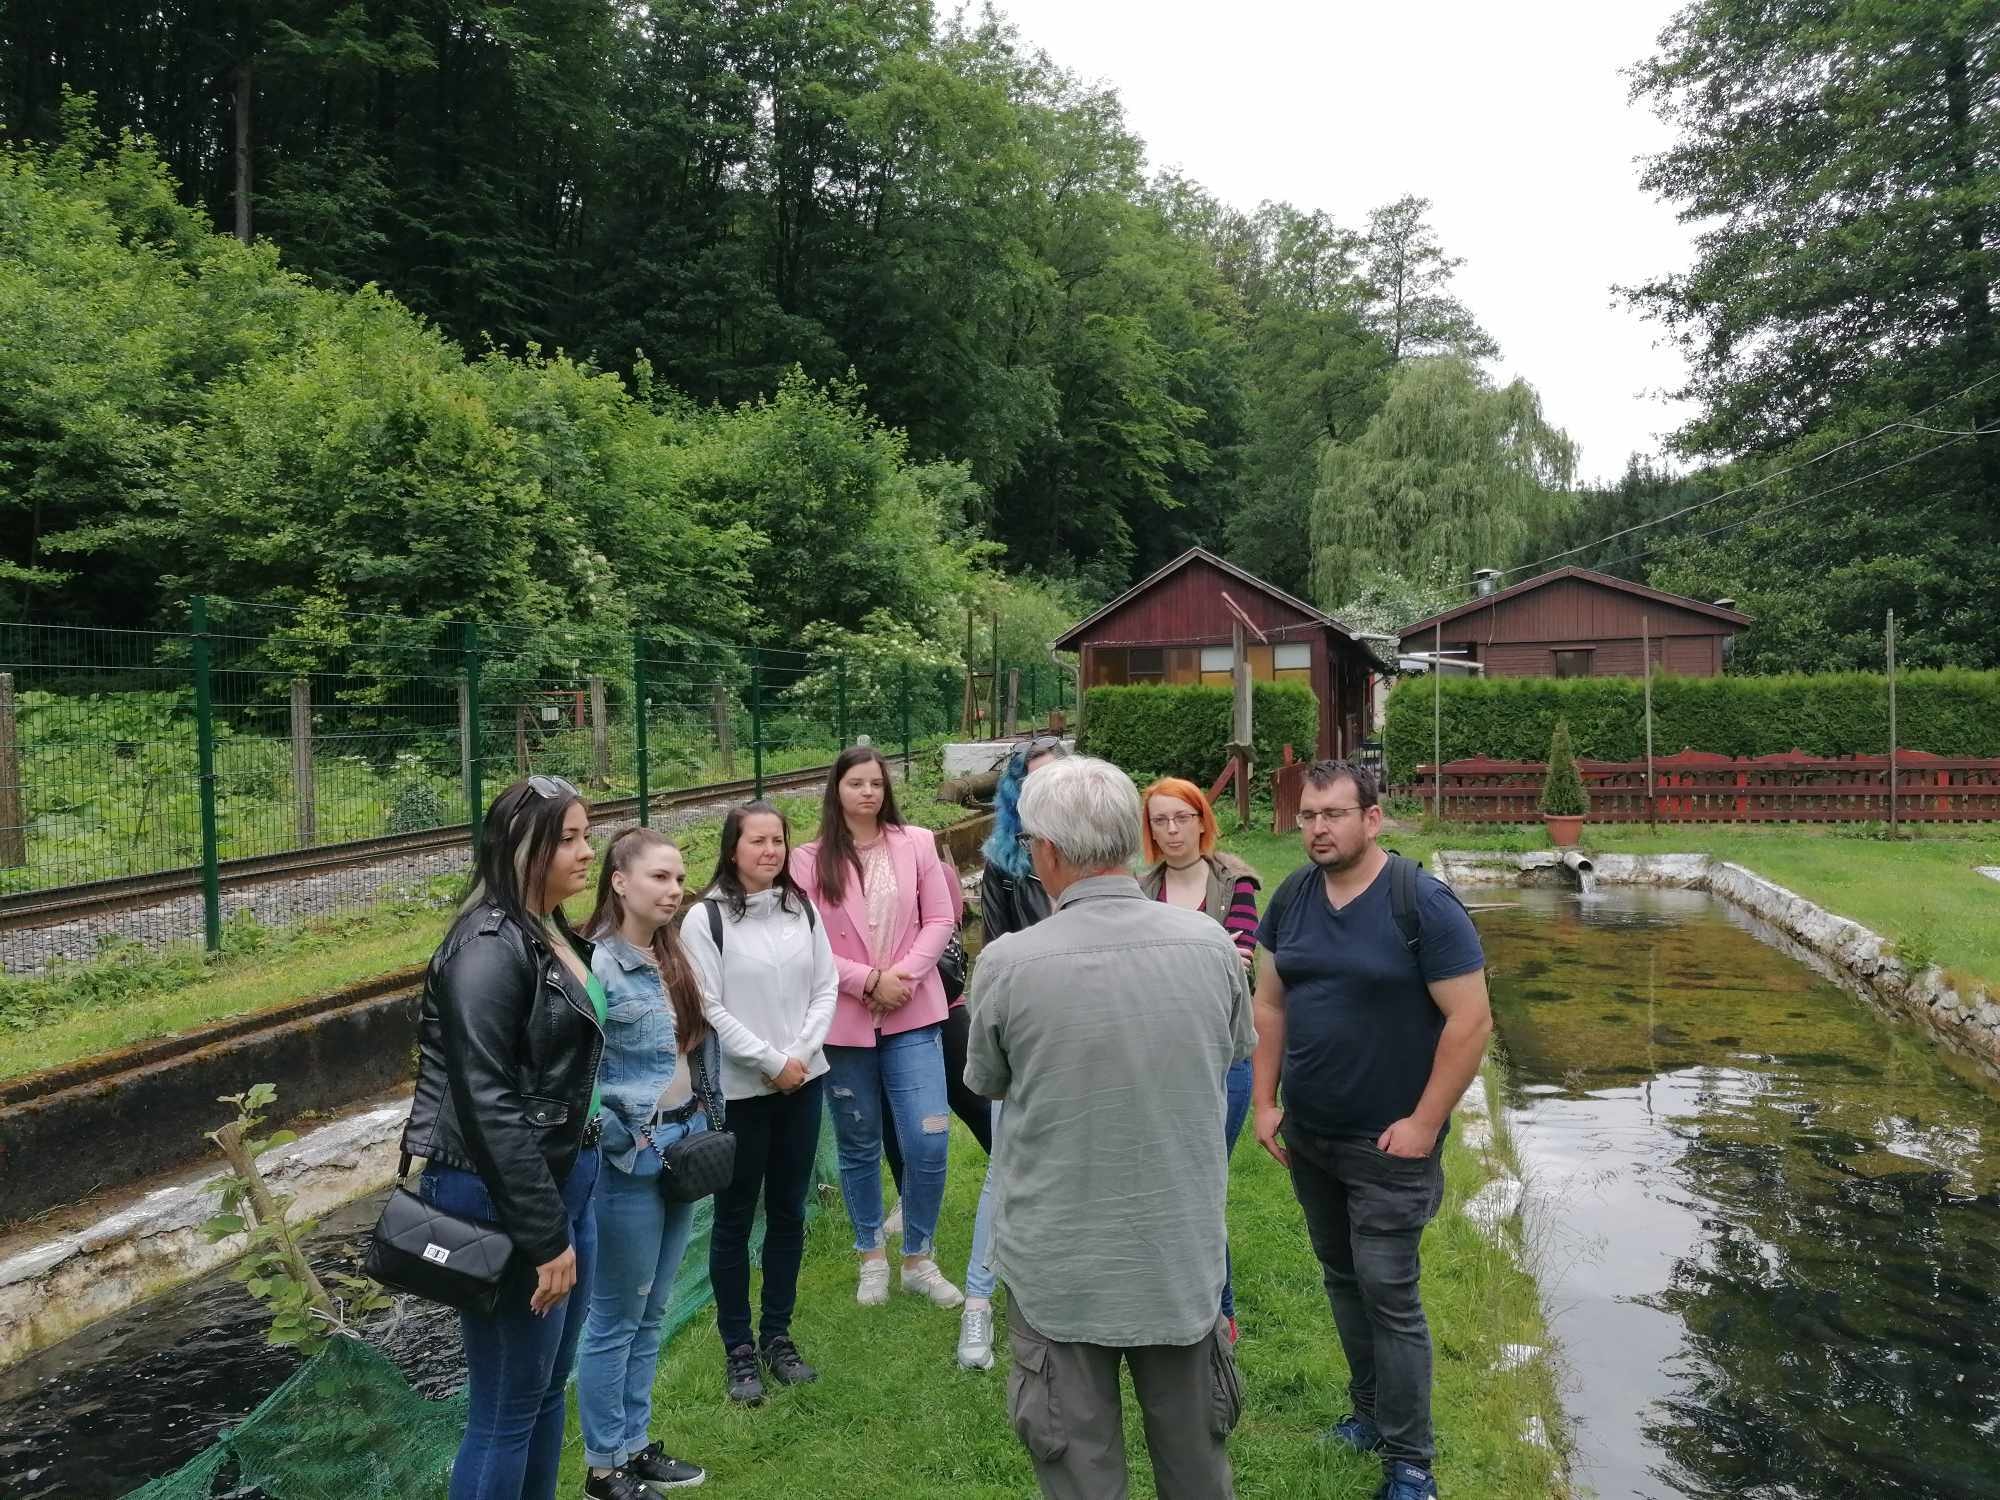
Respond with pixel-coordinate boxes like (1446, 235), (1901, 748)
(1397, 565), (1754, 638)
(1050, 547), (1391, 670)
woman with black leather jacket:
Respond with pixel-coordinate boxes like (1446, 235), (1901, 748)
(400, 775), (605, 1500)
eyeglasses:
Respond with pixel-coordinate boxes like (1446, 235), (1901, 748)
(527, 775), (580, 801)
(1296, 806), (1365, 828)
(1149, 813), (1199, 830)
(1014, 832), (1038, 852)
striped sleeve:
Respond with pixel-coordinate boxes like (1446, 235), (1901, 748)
(1222, 876), (1260, 956)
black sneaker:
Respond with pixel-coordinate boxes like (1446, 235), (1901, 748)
(583, 1469), (654, 1500)
(724, 1343), (765, 1405)
(759, 1335), (818, 1386)
(627, 1441), (706, 1490)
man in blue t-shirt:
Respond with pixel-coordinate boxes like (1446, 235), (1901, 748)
(1251, 760), (1491, 1500)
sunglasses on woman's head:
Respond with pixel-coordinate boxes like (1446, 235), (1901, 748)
(527, 775), (580, 800)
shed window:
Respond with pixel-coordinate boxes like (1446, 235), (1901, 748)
(1553, 649), (1594, 679)
(1128, 647), (1165, 683)
(1274, 643), (1311, 670)
(1199, 646), (1234, 672)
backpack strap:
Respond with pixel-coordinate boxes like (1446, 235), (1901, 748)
(1387, 851), (1422, 957)
(706, 899), (723, 952)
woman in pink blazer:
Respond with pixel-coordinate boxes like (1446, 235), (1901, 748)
(791, 746), (964, 1311)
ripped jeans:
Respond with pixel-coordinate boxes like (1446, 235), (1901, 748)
(825, 1023), (950, 1258)
(575, 1112), (703, 1470)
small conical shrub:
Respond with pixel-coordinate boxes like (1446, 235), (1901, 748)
(1538, 718), (1588, 817)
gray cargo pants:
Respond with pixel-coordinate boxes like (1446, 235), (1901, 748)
(1006, 1298), (1243, 1500)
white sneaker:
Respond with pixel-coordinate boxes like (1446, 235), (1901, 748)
(957, 1304), (995, 1370)
(856, 1258), (890, 1307)
(883, 1200), (904, 1239)
(900, 1257), (964, 1308)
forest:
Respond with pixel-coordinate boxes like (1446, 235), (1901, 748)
(1, 0), (1995, 672)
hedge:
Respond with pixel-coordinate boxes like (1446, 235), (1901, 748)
(1381, 668), (2000, 772)
(1081, 682), (1320, 786)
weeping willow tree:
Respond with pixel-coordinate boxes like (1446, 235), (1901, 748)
(1308, 355), (1578, 610)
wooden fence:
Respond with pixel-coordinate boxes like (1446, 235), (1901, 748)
(1402, 749), (2000, 824)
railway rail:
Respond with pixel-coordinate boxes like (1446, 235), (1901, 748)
(0, 763), (842, 935)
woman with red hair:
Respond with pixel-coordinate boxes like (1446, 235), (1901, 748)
(1139, 776), (1260, 1343)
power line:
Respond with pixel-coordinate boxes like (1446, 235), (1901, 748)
(1579, 425), (1992, 576)
(1454, 367), (2000, 595)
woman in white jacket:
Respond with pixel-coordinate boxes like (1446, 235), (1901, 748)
(682, 800), (838, 1407)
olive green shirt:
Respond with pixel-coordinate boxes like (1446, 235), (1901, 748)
(964, 873), (1255, 1347)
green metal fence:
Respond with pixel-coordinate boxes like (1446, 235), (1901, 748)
(0, 601), (1074, 958)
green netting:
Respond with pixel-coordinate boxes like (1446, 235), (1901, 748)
(129, 1121), (840, 1500)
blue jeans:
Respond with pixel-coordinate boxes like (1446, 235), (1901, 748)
(1222, 1057), (1252, 1320)
(422, 1147), (600, 1500)
(825, 1024), (950, 1258)
(577, 1113), (704, 1470)
(964, 1101), (1001, 1301)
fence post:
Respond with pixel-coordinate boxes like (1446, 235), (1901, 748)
(589, 673), (610, 788)
(1887, 608), (1898, 837)
(750, 648), (765, 800)
(837, 657), (849, 747)
(632, 634), (651, 827)
(190, 596), (223, 953)
(712, 676), (736, 777)
(290, 676), (316, 847)
(1432, 621), (1443, 823)
(0, 672), (24, 869)
(901, 661), (913, 782)
(1642, 614), (1655, 828)
(1004, 668), (1020, 738)
(462, 622), (484, 857)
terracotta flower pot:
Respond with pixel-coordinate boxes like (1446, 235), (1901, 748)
(1544, 814), (1585, 849)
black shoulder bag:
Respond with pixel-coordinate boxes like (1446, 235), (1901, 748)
(364, 1152), (514, 1315)
(642, 1043), (736, 1204)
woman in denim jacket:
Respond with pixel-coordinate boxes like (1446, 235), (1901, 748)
(575, 828), (721, 1498)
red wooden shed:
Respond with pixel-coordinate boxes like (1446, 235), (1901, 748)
(1398, 567), (1752, 679)
(1052, 548), (1391, 760)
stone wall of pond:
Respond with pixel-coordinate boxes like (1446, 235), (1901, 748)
(1437, 850), (2000, 1076)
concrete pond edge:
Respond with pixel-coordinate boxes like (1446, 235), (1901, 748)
(1435, 848), (2000, 1077)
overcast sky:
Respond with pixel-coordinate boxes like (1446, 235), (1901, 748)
(991, 0), (1699, 485)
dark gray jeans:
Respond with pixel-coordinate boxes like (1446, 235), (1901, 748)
(1006, 1299), (1243, 1500)
(1283, 1123), (1447, 1469)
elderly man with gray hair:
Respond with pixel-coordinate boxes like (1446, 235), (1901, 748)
(966, 755), (1255, 1500)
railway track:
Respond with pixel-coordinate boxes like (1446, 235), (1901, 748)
(0, 763), (842, 934)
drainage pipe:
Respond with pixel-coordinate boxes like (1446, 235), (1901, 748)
(1559, 849), (1595, 883)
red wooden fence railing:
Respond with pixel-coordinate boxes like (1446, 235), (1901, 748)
(1401, 749), (2000, 823)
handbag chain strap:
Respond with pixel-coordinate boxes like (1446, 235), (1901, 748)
(639, 1044), (721, 1159)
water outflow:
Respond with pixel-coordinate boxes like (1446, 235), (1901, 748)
(1482, 886), (2000, 1500)
(1559, 847), (1597, 897)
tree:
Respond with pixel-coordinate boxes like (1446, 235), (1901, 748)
(1308, 356), (1576, 610)
(1624, 0), (2000, 669)
(1361, 195), (1497, 363)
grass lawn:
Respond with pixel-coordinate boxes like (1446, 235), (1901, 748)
(546, 831), (1569, 1498)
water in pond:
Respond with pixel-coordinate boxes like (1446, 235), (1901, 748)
(1482, 886), (2000, 1499)
(0, 1190), (463, 1500)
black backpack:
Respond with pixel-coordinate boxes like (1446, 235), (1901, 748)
(1266, 850), (1457, 957)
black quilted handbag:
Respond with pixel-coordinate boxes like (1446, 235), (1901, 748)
(644, 1048), (736, 1205)
(364, 1154), (514, 1315)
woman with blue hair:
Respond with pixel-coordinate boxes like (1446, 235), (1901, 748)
(956, 732), (1068, 1370)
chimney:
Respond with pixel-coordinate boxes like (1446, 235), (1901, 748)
(1472, 568), (1501, 597)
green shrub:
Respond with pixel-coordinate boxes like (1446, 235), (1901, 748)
(1081, 682), (1319, 785)
(1382, 667), (2000, 772)
(385, 777), (450, 835)
(1537, 720), (1588, 816)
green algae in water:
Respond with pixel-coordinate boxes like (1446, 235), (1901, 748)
(1481, 886), (2000, 1499)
